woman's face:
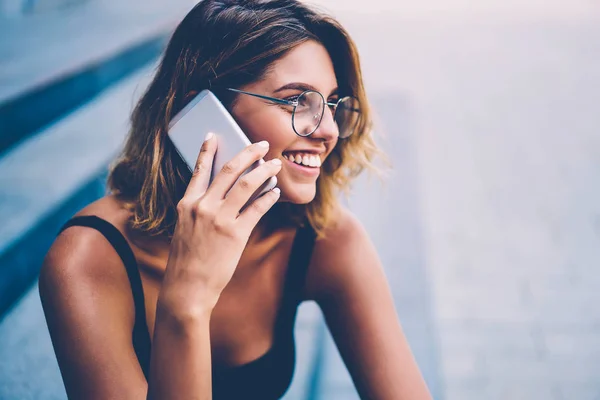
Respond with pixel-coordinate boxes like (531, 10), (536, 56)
(231, 40), (340, 204)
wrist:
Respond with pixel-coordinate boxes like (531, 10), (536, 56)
(156, 290), (217, 330)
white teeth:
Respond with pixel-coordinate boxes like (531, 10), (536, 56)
(284, 152), (322, 168)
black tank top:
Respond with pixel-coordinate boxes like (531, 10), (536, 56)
(59, 215), (317, 400)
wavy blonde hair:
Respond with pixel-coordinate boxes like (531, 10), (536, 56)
(107, 0), (386, 239)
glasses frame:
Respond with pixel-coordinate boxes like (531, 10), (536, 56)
(226, 87), (360, 138)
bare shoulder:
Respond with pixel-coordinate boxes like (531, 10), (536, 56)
(41, 194), (132, 275)
(38, 195), (149, 398)
(39, 195), (135, 321)
(304, 205), (377, 302)
(303, 209), (432, 400)
(314, 205), (366, 256)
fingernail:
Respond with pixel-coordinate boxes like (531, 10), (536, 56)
(271, 158), (282, 165)
(205, 132), (214, 141)
(272, 187), (281, 195)
(257, 140), (269, 148)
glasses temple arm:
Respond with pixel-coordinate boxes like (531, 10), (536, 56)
(227, 88), (293, 106)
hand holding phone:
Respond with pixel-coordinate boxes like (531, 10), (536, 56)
(160, 129), (282, 311)
(168, 90), (278, 206)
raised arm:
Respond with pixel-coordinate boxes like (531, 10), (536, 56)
(40, 135), (283, 399)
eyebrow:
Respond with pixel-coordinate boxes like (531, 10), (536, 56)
(274, 82), (339, 97)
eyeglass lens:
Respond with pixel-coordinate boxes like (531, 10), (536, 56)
(292, 91), (324, 136)
(292, 91), (359, 138)
(334, 97), (360, 138)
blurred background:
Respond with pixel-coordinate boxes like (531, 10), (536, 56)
(1, 0), (599, 399)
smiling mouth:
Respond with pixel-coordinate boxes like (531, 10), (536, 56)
(282, 152), (322, 168)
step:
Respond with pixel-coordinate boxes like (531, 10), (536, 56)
(0, 65), (155, 318)
(0, 0), (193, 155)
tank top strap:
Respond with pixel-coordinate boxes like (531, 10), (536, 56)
(274, 219), (317, 332)
(59, 215), (151, 378)
(285, 220), (317, 301)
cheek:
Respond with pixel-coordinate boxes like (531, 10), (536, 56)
(238, 109), (296, 155)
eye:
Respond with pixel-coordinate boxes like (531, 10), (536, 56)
(285, 94), (311, 110)
(285, 95), (300, 103)
(278, 95), (299, 114)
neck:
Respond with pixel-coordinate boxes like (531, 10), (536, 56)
(247, 202), (304, 246)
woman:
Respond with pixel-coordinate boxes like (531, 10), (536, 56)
(39, 0), (432, 399)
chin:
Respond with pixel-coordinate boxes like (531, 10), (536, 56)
(278, 183), (316, 204)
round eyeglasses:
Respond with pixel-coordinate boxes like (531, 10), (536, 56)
(226, 88), (360, 138)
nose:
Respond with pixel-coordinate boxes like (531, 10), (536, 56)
(310, 105), (339, 141)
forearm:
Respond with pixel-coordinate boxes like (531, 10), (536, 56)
(147, 300), (214, 400)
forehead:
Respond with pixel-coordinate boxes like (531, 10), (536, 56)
(261, 40), (338, 93)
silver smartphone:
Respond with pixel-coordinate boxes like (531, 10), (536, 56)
(168, 90), (277, 204)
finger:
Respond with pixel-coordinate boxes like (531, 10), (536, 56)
(221, 158), (282, 215)
(183, 132), (217, 200)
(205, 140), (270, 200)
(237, 187), (281, 229)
